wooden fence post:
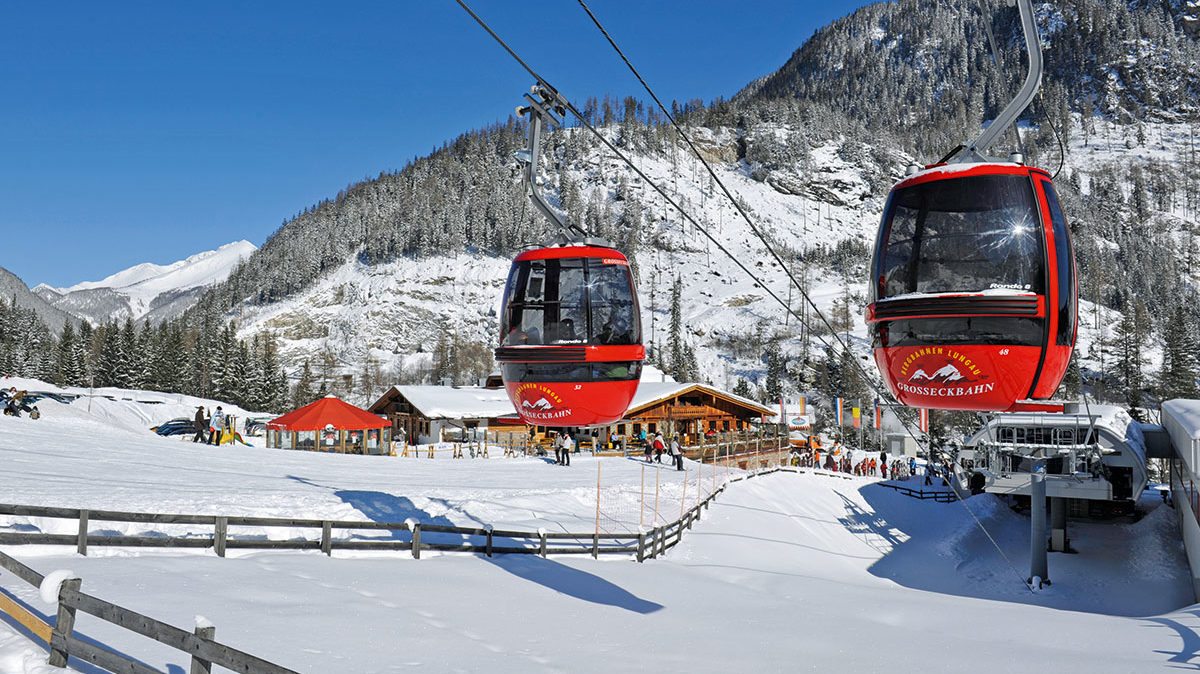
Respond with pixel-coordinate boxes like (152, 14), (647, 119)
(538, 529), (547, 558)
(411, 523), (421, 560)
(77, 510), (88, 557)
(321, 521), (332, 556)
(636, 531), (646, 563)
(214, 517), (228, 558)
(485, 525), (494, 558)
(47, 577), (81, 667)
(190, 622), (216, 674)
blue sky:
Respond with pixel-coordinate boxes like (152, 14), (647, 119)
(0, 0), (872, 287)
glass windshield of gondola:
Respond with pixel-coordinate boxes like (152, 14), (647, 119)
(874, 174), (1043, 302)
(502, 257), (640, 347)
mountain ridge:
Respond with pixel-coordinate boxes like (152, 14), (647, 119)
(36, 240), (257, 326)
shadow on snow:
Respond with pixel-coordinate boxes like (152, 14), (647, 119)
(286, 475), (664, 614)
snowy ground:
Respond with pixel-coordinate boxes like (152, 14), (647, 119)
(2, 388), (1198, 672)
(0, 391), (715, 538)
(1, 471), (1196, 673)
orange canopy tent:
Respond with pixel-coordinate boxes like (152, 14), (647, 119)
(268, 395), (389, 432)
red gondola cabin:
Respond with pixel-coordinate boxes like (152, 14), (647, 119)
(496, 244), (645, 426)
(866, 162), (1077, 412)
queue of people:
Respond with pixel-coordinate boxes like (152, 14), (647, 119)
(791, 439), (927, 482)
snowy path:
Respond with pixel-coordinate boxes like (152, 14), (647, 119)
(2, 472), (1196, 673)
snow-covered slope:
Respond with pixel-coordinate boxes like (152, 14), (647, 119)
(34, 240), (257, 325)
(0, 376), (260, 438)
(232, 134), (885, 389)
(230, 116), (1189, 397)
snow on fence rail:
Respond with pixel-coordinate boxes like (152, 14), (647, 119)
(0, 548), (297, 673)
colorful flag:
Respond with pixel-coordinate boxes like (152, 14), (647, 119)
(835, 397), (844, 426)
(918, 408), (930, 433)
(851, 406), (861, 429)
(779, 397), (786, 425)
(873, 399), (882, 430)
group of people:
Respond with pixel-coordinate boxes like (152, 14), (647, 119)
(792, 443), (924, 482)
(638, 429), (683, 471)
(192, 405), (228, 445)
(1, 388), (38, 419)
(552, 431), (575, 466)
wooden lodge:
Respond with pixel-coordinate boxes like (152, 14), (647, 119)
(367, 380), (777, 452)
(599, 382), (776, 447)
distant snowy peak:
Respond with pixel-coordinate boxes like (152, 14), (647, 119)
(43, 240), (257, 325)
(64, 260), (175, 293)
(59, 240), (257, 295)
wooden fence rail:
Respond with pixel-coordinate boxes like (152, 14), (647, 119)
(0, 496), (722, 560)
(0, 548), (299, 673)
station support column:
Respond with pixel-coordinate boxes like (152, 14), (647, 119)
(1029, 464), (1050, 588)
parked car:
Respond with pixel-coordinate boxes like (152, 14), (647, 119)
(152, 418), (196, 437)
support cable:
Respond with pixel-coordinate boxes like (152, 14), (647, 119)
(455, 0), (1032, 592)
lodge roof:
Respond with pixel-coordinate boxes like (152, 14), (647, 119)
(368, 380), (776, 422)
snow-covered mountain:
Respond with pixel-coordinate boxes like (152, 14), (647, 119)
(0, 267), (76, 334)
(35, 241), (257, 325)
(187, 0), (1197, 403)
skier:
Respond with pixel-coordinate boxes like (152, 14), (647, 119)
(192, 406), (208, 443)
(670, 435), (683, 471)
(653, 432), (666, 464)
(553, 432), (563, 465)
(210, 406), (225, 445)
(881, 460), (888, 479)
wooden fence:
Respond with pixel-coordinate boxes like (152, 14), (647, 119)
(0, 548), (297, 673)
(0, 462), (796, 562)
(0, 465), (803, 672)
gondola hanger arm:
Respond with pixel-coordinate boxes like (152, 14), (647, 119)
(957, 0), (1044, 163)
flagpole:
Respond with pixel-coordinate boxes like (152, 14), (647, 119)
(857, 398), (863, 451)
